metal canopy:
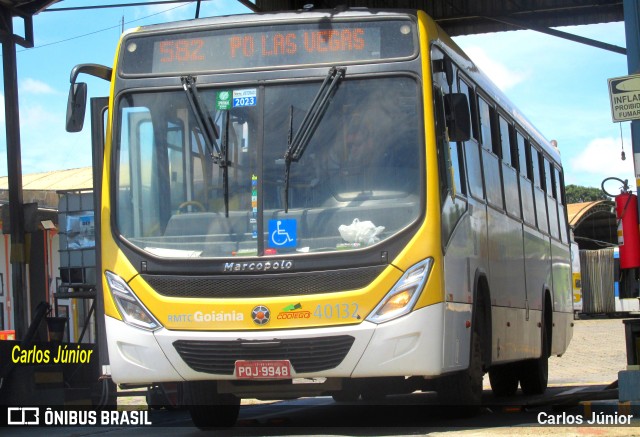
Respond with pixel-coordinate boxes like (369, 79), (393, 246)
(255, 0), (624, 37)
(0, 0), (58, 15)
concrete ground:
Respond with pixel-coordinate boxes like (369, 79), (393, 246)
(546, 317), (628, 387)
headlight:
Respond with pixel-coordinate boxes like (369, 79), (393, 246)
(105, 271), (161, 331)
(366, 258), (433, 324)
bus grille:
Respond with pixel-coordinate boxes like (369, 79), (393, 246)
(141, 266), (384, 298)
(173, 336), (355, 375)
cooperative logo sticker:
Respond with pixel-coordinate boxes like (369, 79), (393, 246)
(252, 305), (271, 325)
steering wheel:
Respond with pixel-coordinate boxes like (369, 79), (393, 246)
(177, 200), (205, 214)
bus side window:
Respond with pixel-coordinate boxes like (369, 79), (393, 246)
(494, 115), (511, 165)
(550, 162), (558, 200)
(545, 158), (560, 239)
(479, 96), (503, 209)
(460, 80), (484, 200)
(460, 79), (479, 142)
(519, 134), (536, 226)
(555, 167), (568, 243)
(532, 146), (548, 233)
(538, 152), (547, 192)
(544, 157), (553, 196)
(529, 144), (540, 188)
(509, 124), (518, 169)
(434, 87), (454, 200)
(500, 115), (520, 219)
(478, 97), (492, 152)
(436, 83), (467, 198)
(516, 130), (527, 177)
(498, 115), (511, 164)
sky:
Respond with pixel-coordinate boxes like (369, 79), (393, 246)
(0, 0), (633, 190)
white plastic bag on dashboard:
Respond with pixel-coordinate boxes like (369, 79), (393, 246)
(338, 218), (385, 246)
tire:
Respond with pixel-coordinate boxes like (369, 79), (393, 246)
(146, 383), (180, 410)
(146, 385), (163, 410)
(331, 379), (360, 402)
(488, 363), (519, 397)
(332, 392), (360, 402)
(360, 377), (404, 401)
(183, 381), (240, 429)
(519, 312), (549, 395)
(436, 328), (484, 406)
(360, 387), (386, 402)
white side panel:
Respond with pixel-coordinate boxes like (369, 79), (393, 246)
(552, 311), (574, 356)
(492, 306), (541, 363)
(487, 207), (526, 309)
(523, 224), (551, 311)
(353, 304), (445, 376)
(442, 302), (471, 372)
(105, 315), (184, 384)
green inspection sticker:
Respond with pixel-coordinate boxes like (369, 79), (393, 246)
(216, 90), (231, 110)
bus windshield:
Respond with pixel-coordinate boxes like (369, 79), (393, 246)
(115, 75), (422, 258)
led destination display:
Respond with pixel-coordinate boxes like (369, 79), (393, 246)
(120, 19), (416, 75)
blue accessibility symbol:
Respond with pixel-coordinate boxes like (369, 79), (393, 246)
(268, 219), (296, 248)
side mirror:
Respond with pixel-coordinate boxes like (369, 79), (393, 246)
(444, 93), (471, 142)
(66, 82), (87, 132)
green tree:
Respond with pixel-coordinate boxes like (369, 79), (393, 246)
(565, 184), (610, 204)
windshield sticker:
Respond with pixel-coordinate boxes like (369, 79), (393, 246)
(216, 90), (232, 110)
(268, 219), (297, 248)
(251, 174), (258, 239)
(233, 89), (257, 108)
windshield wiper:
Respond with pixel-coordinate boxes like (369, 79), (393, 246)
(182, 75), (230, 216)
(283, 66), (346, 212)
(181, 75), (223, 164)
(220, 111), (230, 217)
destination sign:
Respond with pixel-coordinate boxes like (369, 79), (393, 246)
(608, 74), (640, 122)
(120, 19), (416, 75)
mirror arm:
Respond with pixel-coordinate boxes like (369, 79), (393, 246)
(70, 63), (112, 85)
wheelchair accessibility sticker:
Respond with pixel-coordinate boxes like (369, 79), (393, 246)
(268, 219), (296, 248)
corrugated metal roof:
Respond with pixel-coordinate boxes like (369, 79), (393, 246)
(567, 200), (615, 228)
(0, 167), (93, 210)
(255, 0), (623, 37)
(567, 200), (617, 249)
(0, 166), (92, 191)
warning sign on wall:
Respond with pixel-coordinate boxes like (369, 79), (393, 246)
(608, 74), (640, 122)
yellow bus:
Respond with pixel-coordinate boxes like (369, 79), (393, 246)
(66, 8), (573, 427)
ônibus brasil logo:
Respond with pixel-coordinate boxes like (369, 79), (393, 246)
(252, 305), (270, 325)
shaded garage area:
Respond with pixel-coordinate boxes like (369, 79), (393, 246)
(568, 200), (617, 250)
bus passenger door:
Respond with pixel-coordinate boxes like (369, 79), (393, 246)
(90, 96), (117, 402)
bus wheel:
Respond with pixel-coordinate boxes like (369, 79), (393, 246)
(488, 364), (519, 397)
(331, 379), (360, 402)
(360, 387), (386, 402)
(183, 381), (240, 429)
(519, 310), (550, 395)
(436, 328), (484, 405)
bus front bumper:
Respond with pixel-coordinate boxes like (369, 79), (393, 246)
(104, 303), (445, 384)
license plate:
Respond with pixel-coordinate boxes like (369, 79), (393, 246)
(235, 360), (292, 380)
